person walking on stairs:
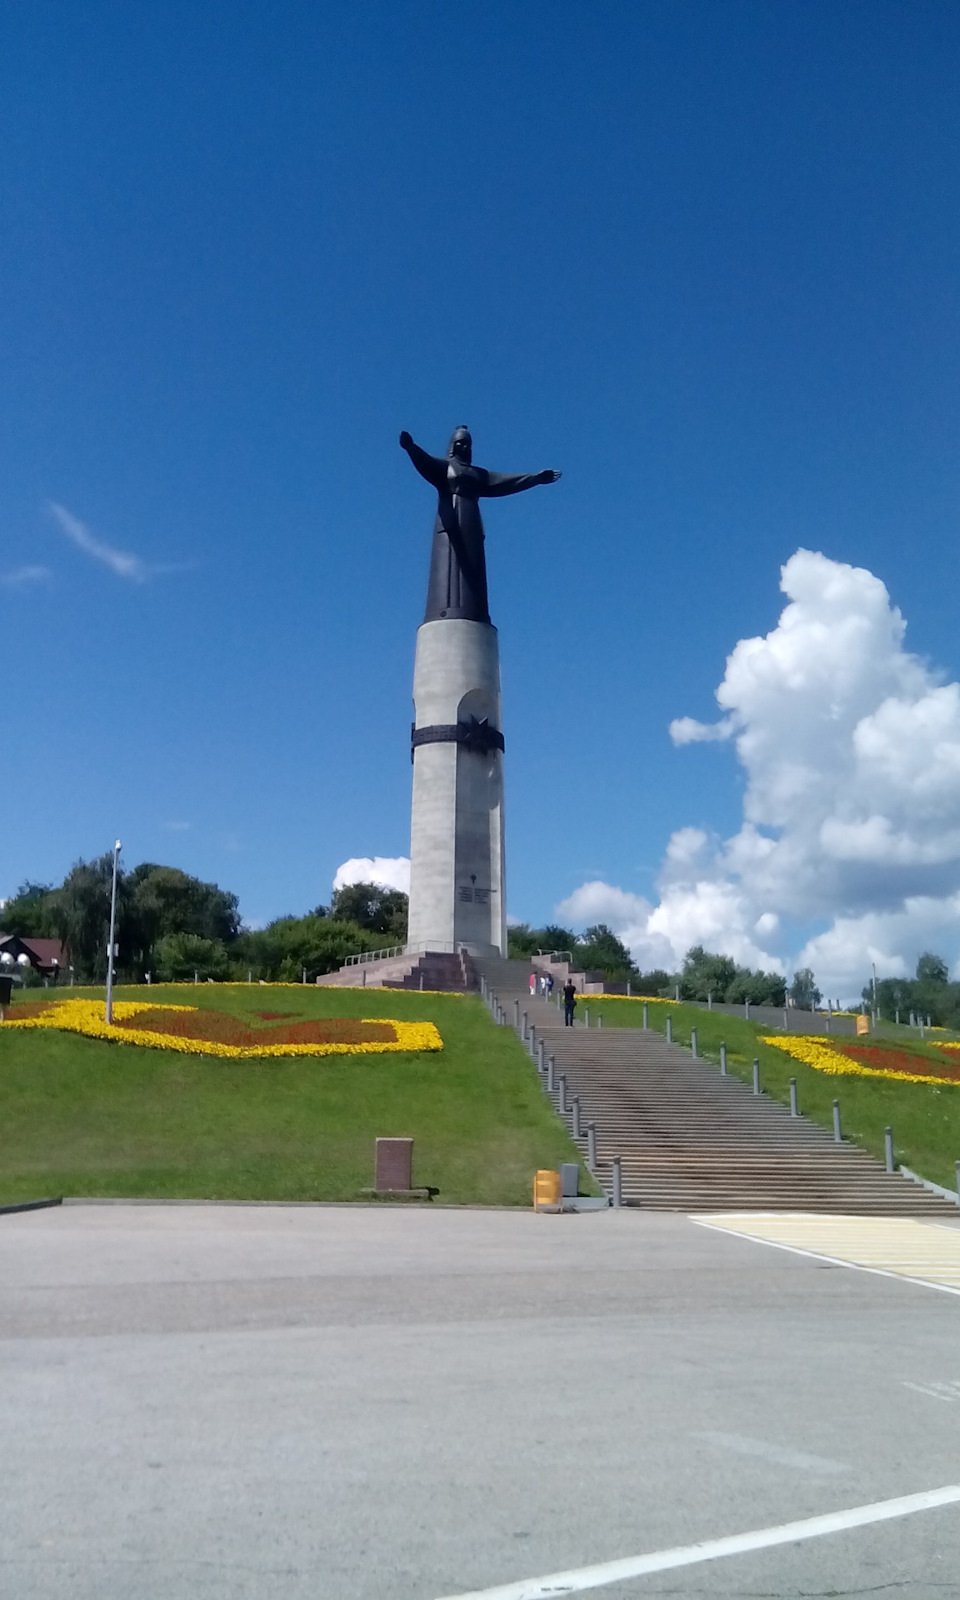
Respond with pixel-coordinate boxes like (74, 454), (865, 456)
(563, 978), (577, 1027)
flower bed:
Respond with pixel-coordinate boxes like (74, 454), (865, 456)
(762, 1033), (960, 1087)
(0, 999), (442, 1059)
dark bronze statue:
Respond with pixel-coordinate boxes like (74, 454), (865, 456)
(400, 426), (561, 623)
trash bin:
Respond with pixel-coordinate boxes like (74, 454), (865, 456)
(533, 1169), (561, 1212)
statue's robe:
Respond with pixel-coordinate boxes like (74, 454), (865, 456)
(402, 438), (545, 623)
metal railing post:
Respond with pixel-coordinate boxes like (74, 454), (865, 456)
(752, 1058), (761, 1095)
(514, 999), (520, 1027)
(558, 1074), (568, 1114)
(720, 1042), (727, 1075)
(547, 1055), (555, 1092)
(587, 1122), (597, 1169)
(833, 1099), (842, 1142)
(537, 1039), (545, 1073)
(598, 1013), (603, 1029)
(789, 1077), (798, 1117)
(612, 1156), (622, 1209)
(666, 1015), (673, 1044)
(584, 1006), (590, 1028)
(691, 1027), (698, 1059)
(529, 1023), (537, 1056)
(571, 1096), (581, 1139)
(642, 1002), (648, 1030)
(885, 1126), (895, 1173)
(521, 1011), (528, 1041)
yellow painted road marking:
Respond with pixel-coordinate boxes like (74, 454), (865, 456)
(691, 1213), (960, 1296)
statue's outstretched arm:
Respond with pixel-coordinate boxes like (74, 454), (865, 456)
(399, 431), (446, 489)
(480, 468), (562, 498)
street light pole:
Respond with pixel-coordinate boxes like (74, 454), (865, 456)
(105, 838), (121, 1025)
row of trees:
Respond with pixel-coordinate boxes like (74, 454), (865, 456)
(1, 859), (408, 984)
(507, 924), (822, 1008)
(864, 953), (960, 1028)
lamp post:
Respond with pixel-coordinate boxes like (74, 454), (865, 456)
(105, 839), (121, 1025)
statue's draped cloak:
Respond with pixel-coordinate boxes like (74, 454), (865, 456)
(402, 439), (546, 624)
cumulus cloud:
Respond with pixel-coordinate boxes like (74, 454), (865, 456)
(559, 550), (960, 1000)
(333, 856), (410, 895)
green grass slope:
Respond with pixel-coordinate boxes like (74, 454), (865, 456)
(0, 984), (592, 1206)
(583, 996), (960, 1192)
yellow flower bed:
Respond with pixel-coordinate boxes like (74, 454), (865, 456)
(2, 999), (442, 1060)
(761, 1034), (959, 1088)
(584, 993), (681, 1005)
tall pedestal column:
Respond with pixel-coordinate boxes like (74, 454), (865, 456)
(407, 618), (507, 958)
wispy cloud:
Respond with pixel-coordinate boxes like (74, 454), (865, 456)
(0, 564), (51, 587)
(162, 820), (192, 832)
(46, 499), (185, 582)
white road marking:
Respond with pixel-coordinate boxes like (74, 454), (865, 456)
(433, 1484), (960, 1600)
(694, 1429), (847, 1474)
(690, 1213), (960, 1296)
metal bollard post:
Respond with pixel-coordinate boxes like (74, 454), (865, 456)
(955, 1160), (960, 1204)
(529, 1023), (537, 1056)
(666, 1015), (673, 1044)
(598, 1013), (603, 1029)
(558, 1074), (568, 1114)
(514, 999), (520, 1027)
(720, 1042), (727, 1075)
(833, 1099), (842, 1142)
(572, 1096), (581, 1139)
(547, 1055), (555, 1092)
(612, 1156), (622, 1209)
(752, 1058), (761, 1095)
(522, 1011), (528, 1041)
(789, 1077), (798, 1117)
(584, 1006), (590, 1028)
(480, 976), (486, 999)
(642, 1002), (648, 1030)
(538, 1039), (545, 1073)
(744, 999), (749, 1020)
(885, 1126), (895, 1173)
(587, 1122), (597, 1169)
(691, 1027), (698, 1059)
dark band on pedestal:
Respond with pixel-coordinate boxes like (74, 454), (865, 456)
(411, 715), (505, 761)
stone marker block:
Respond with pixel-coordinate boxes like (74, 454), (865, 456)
(559, 1162), (579, 1197)
(375, 1137), (413, 1191)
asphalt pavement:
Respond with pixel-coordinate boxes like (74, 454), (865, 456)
(2, 1201), (959, 1599)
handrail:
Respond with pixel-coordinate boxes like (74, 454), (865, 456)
(535, 949), (574, 963)
(343, 941), (461, 967)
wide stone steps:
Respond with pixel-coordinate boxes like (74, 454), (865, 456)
(476, 958), (958, 1215)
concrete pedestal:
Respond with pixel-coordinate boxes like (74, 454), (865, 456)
(407, 618), (507, 958)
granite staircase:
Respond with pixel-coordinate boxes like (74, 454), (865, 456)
(476, 957), (959, 1216)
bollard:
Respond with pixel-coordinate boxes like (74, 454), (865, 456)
(587, 1121), (597, 1169)
(627, 981), (631, 997)
(598, 1013), (603, 1029)
(522, 1011), (528, 1041)
(707, 992), (712, 1010)
(480, 976), (486, 999)
(885, 1126), (895, 1172)
(547, 1055), (555, 1092)
(833, 1099), (842, 1142)
(783, 1007), (788, 1030)
(572, 1096), (581, 1139)
(538, 1039), (545, 1073)
(789, 1077), (798, 1117)
(529, 1023), (537, 1056)
(642, 1002), (648, 1030)
(955, 1159), (960, 1204)
(558, 1074), (568, 1114)
(752, 1058), (761, 1095)
(612, 1156), (623, 1209)
(691, 1027), (698, 1059)
(584, 1006), (590, 1028)
(744, 999), (749, 1020)
(720, 1041), (727, 1075)
(514, 999), (520, 1027)
(666, 1015), (673, 1044)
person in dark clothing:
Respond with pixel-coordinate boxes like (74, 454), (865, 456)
(562, 979), (577, 1026)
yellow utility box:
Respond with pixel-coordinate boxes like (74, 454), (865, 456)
(533, 1169), (561, 1212)
(856, 1014), (870, 1036)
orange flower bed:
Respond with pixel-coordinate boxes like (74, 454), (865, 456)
(112, 1007), (395, 1047)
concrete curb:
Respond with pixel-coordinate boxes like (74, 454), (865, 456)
(0, 1196), (63, 1217)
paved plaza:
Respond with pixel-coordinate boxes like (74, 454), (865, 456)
(2, 1201), (960, 1598)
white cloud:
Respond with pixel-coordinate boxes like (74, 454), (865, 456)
(49, 502), (149, 581)
(559, 550), (960, 1000)
(334, 856), (410, 895)
(0, 565), (50, 587)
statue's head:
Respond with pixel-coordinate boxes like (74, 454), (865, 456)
(447, 425), (472, 463)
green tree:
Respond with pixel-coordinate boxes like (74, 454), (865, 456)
(329, 882), (408, 941)
(916, 952), (949, 986)
(789, 967), (821, 1010)
(577, 924), (638, 982)
(153, 932), (230, 982)
(47, 854), (126, 981)
(127, 864), (240, 974)
(0, 881), (57, 938)
(680, 945), (737, 1001)
(235, 915), (383, 982)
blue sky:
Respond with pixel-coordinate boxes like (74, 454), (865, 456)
(4, 1), (960, 996)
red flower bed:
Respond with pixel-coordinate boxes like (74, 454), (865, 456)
(835, 1042), (960, 1083)
(255, 1011), (296, 1021)
(113, 1008), (397, 1047)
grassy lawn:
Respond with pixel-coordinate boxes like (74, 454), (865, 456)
(582, 996), (960, 1192)
(0, 983), (593, 1206)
